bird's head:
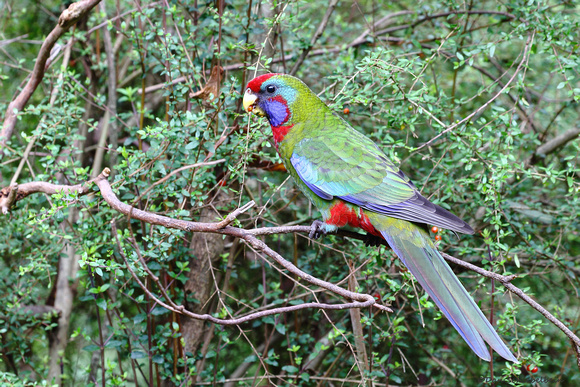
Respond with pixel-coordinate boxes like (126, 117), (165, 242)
(243, 73), (309, 127)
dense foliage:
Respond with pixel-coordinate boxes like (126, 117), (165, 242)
(1, 0), (579, 385)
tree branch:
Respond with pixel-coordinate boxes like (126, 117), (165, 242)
(0, 176), (98, 214)
(0, 0), (102, 151)
(535, 127), (580, 157)
(5, 169), (580, 369)
(289, 0), (339, 76)
(443, 252), (580, 367)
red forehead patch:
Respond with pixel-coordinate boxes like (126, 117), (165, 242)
(246, 73), (281, 93)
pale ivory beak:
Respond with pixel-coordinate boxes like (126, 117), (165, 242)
(243, 89), (265, 116)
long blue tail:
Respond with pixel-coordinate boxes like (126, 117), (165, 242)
(370, 215), (517, 362)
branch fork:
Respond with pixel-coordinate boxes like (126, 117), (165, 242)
(3, 168), (580, 369)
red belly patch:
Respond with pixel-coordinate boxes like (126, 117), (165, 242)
(327, 202), (381, 237)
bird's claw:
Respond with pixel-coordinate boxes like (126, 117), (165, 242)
(309, 220), (326, 239)
(364, 234), (383, 247)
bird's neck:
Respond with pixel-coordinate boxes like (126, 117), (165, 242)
(270, 123), (294, 148)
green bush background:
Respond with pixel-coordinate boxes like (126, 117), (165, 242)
(1, 0), (579, 385)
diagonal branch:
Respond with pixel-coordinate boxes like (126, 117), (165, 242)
(289, 0), (340, 76)
(0, 0), (102, 151)
(443, 252), (580, 368)
(415, 32), (535, 151)
(535, 127), (580, 157)
(0, 176), (98, 214)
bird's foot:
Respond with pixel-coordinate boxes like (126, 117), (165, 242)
(309, 220), (326, 239)
(364, 234), (383, 247)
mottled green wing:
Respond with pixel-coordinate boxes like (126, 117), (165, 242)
(290, 126), (474, 234)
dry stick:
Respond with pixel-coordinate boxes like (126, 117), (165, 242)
(0, 0), (102, 150)
(289, 0), (339, 76)
(0, 177), (97, 214)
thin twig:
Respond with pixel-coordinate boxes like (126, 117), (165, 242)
(0, 0), (102, 150)
(289, 0), (339, 76)
(414, 32), (535, 151)
(136, 159), (226, 199)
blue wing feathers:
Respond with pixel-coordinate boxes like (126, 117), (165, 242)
(290, 136), (474, 234)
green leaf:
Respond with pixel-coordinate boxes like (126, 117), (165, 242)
(131, 351), (147, 359)
(282, 365), (299, 373)
(83, 344), (100, 352)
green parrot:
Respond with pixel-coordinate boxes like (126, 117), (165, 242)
(243, 73), (517, 362)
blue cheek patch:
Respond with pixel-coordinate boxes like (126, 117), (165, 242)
(261, 99), (289, 127)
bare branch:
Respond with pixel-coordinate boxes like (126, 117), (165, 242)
(0, 0), (102, 151)
(443, 252), (580, 363)
(442, 253), (517, 283)
(0, 176), (97, 214)
(0, 184), (18, 215)
(289, 0), (340, 76)
(535, 127), (580, 156)
(214, 200), (256, 229)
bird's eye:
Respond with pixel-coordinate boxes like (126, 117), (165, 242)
(266, 85), (276, 93)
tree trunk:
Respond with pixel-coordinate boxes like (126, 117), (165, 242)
(181, 191), (233, 355)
